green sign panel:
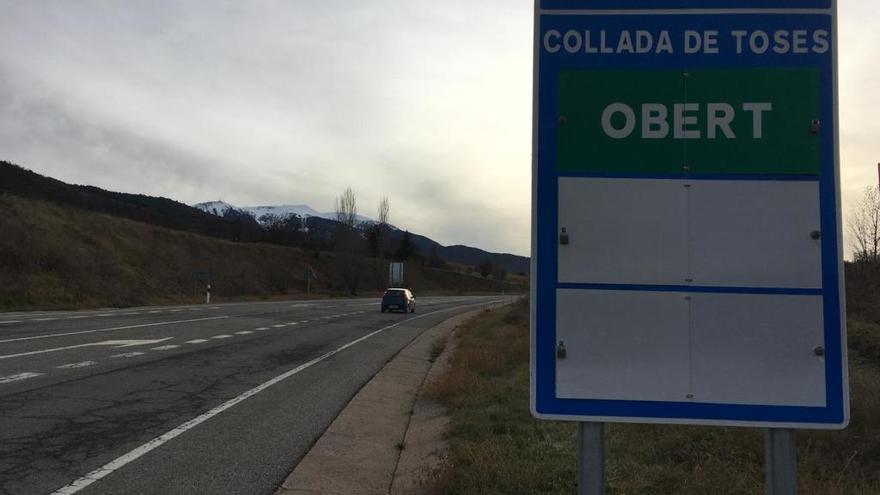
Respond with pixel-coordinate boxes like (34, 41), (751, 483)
(557, 68), (820, 175)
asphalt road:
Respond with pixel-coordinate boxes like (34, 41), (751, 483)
(0, 295), (511, 495)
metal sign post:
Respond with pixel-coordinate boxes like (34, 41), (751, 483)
(765, 429), (797, 495)
(577, 423), (604, 495)
(530, 0), (848, 491)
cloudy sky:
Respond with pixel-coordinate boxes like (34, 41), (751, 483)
(0, 1), (877, 257)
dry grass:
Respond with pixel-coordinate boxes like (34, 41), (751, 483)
(426, 298), (880, 494)
(0, 194), (517, 311)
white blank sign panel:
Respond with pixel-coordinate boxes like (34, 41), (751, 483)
(557, 178), (821, 288)
(556, 289), (826, 406)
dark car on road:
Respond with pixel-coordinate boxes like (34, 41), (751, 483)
(381, 288), (415, 313)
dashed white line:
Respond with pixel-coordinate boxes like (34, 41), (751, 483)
(96, 314), (112, 317)
(186, 339), (209, 344)
(0, 315), (230, 344)
(47, 303), (481, 495)
(255, 327), (269, 331)
(34, 317), (58, 322)
(272, 324), (286, 328)
(0, 320), (21, 325)
(285, 322), (299, 326)
(234, 331), (253, 335)
(151, 345), (180, 351)
(67, 316), (88, 320)
(111, 352), (145, 359)
(57, 361), (98, 369)
(211, 335), (233, 339)
(0, 372), (44, 384)
(147, 311), (162, 314)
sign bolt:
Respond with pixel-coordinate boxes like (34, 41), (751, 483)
(558, 115), (568, 126)
(810, 118), (821, 134)
(814, 346), (825, 357)
(557, 341), (567, 359)
(560, 227), (570, 245)
(810, 230), (821, 240)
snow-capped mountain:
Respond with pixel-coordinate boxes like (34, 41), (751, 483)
(193, 200), (375, 226)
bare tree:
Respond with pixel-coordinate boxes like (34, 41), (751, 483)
(377, 195), (390, 254)
(333, 187), (363, 295)
(335, 187), (358, 229)
(848, 186), (880, 263)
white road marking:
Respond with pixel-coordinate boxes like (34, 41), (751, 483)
(0, 316), (229, 344)
(151, 345), (180, 351)
(255, 327), (269, 331)
(0, 338), (173, 360)
(34, 317), (59, 322)
(111, 352), (145, 358)
(97, 314), (112, 317)
(67, 316), (88, 320)
(272, 324), (285, 328)
(47, 302), (484, 495)
(57, 361), (98, 369)
(286, 322), (298, 326)
(211, 335), (232, 339)
(186, 339), (209, 344)
(147, 310), (162, 314)
(234, 331), (253, 335)
(0, 372), (44, 384)
(0, 320), (21, 325)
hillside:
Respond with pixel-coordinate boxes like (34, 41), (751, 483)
(0, 194), (519, 311)
(0, 161), (529, 274)
(195, 199), (530, 274)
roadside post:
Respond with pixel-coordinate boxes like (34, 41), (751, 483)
(192, 271), (212, 302)
(530, 1), (847, 493)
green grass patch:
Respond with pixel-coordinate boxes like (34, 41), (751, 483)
(427, 299), (880, 494)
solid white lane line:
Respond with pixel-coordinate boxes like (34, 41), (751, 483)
(111, 352), (145, 358)
(57, 361), (98, 369)
(234, 331), (253, 335)
(211, 335), (232, 339)
(151, 345), (180, 351)
(186, 339), (209, 344)
(0, 316), (229, 344)
(0, 321), (21, 325)
(0, 372), (44, 384)
(47, 302), (482, 495)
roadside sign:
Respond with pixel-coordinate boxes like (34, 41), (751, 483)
(389, 262), (404, 286)
(530, 0), (847, 428)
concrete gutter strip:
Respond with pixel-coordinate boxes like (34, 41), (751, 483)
(277, 307), (489, 495)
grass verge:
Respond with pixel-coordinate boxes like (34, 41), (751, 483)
(426, 298), (880, 494)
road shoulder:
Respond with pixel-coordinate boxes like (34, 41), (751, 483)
(276, 308), (484, 495)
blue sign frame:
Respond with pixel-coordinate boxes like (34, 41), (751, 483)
(531, 4), (847, 428)
(541, 0), (831, 9)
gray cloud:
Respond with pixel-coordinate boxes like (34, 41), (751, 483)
(0, 0), (533, 255)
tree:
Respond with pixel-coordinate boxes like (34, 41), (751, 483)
(395, 231), (417, 261)
(848, 186), (880, 263)
(477, 258), (493, 278)
(334, 187), (363, 295)
(377, 196), (390, 256)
